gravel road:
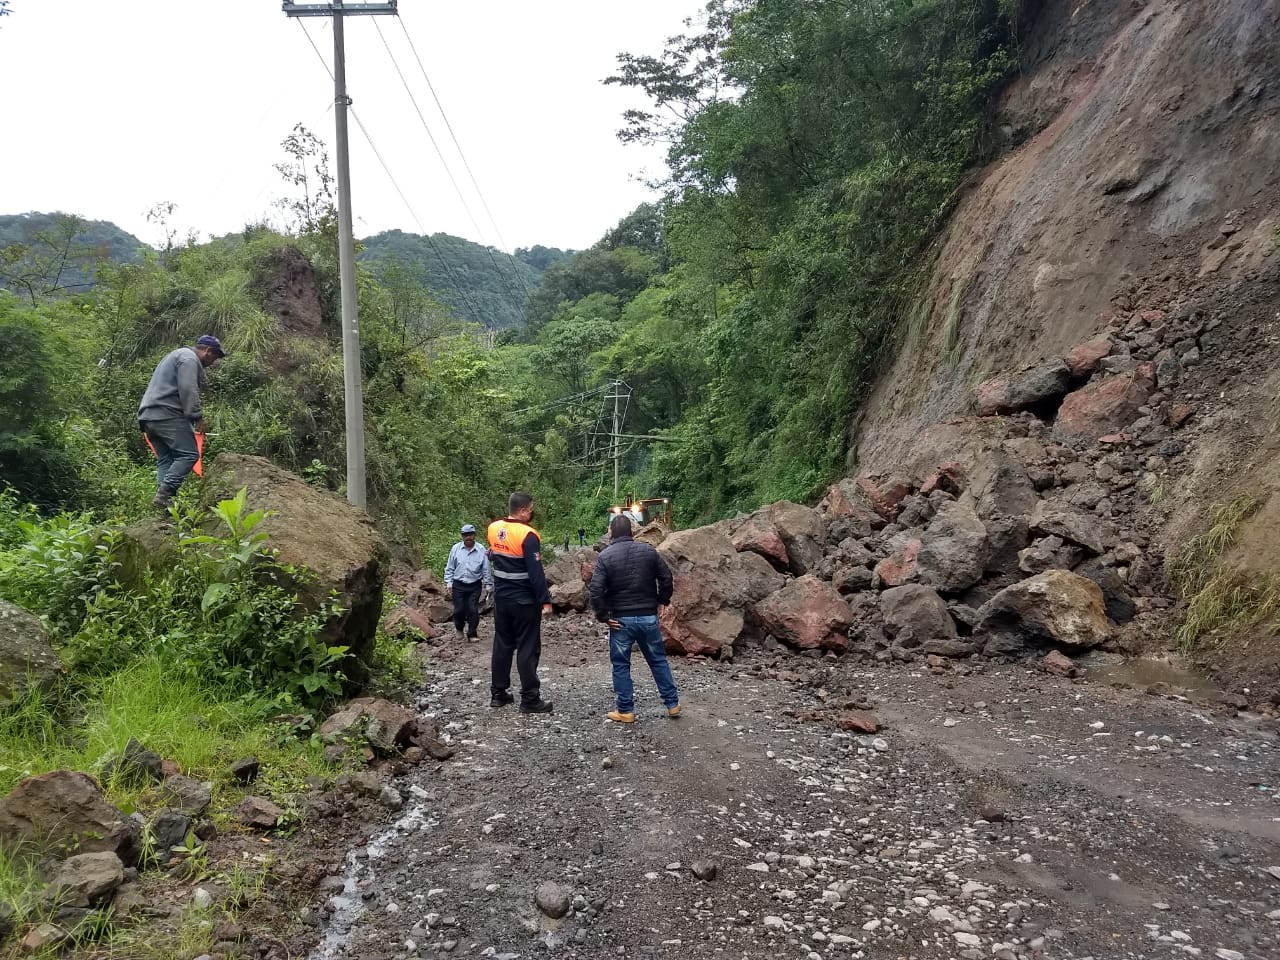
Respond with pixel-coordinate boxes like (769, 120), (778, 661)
(301, 615), (1280, 960)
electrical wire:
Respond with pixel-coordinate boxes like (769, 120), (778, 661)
(371, 19), (531, 324)
(296, 19), (488, 328)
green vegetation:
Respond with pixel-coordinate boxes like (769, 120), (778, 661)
(1165, 494), (1280, 652)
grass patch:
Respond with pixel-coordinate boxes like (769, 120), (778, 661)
(1165, 494), (1276, 653)
(941, 272), (972, 369)
(0, 657), (328, 803)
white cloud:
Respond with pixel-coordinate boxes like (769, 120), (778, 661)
(0, 0), (697, 250)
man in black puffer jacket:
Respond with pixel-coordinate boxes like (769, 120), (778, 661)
(589, 515), (679, 723)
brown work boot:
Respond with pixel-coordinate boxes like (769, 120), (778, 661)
(607, 710), (636, 724)
(667, 705), (682, 718)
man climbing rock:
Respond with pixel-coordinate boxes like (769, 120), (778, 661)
(137, 334), (224, 508)
(444, 523), (492, 642)
(487, 492), (553, 714)
(589, 514), (679, 723)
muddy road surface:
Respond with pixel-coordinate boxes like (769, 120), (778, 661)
(302, 617), (1280, 960)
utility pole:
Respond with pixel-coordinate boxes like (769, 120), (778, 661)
(611, 380), (620, 500)
(283, 1), (397, 508)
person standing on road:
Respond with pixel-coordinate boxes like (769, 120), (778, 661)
(444, 523), (492, 643)
(589, 513), (679, 723)
(577, 527), (586, 546)
(137, 334), (225, 509)
(487, 492), (554, 714)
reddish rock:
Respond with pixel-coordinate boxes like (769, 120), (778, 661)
(1055, 371), (1155, 439)
(874, 538), (921, 587)
(836, 711), (880, 734)
(976, 359), (1072, 416)
(1098, 433), (1131, 445)
(820, 480), (882, 527)
(1138, 309), (1165, 324)
(730, 511), (789, 569)
(235, 796), (284, 831)
(1066, 337), (1113, 377)
(383, 607), (441, 640)
(856, 475), (913, 522)
(0, 771), (140, 866)
(767, 501), (826, 574)
(1166, 403), (1195, 428)
(1042, 649), (1077, 678)
(919, 462), (966, 497)
(755, 576), (853, 652)
(659, 573), (744, 657)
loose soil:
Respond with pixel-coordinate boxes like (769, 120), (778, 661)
(279, 616), (1280, 960)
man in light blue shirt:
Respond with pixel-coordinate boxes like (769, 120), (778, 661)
(444, 523), (492, 642)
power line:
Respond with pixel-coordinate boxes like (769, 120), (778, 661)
(395, 14), (537, 305)
(371, 18), (531, 325)
(296, 19), (489, 329)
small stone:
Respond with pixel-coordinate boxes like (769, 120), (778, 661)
(227, 757), (261, 784)
(1214, 951), (1244, 960)
(378, 785), (404, 810)
(691, 860), (718, 882)
(534, 880), (571, 919)
(192, 887), (214, 909)
(871, 738), (889, 752)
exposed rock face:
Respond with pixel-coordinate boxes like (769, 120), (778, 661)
(202, 454), (389, 686)
(976, 359), (1072, 416)
(1055, 370), (1155, 439)
(0, 771), (140, 866)
(0, 600), (64, 707)
(975, 570), (1112, 656)
(255, 244), (323, 335)
(879, 585), (956, 643)
(917, 497), (988, 593)
(755, 576), (853, 652)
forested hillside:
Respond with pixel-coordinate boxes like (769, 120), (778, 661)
(0, 212), (147, 301)
(360, 229), (571, 329)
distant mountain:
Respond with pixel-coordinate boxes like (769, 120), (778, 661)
(0, 212), (149, 298)
(359, 229), (573, 329)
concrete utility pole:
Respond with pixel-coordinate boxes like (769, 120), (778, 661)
(282, 1), (397, 508)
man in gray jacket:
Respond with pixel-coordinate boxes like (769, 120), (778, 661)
(589, 514), (679, 723)
(137, 335), (225, 508)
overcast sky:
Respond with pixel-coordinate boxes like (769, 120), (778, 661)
(0, 0), (699, 252)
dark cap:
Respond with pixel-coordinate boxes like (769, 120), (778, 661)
(195, 334), (226, 358)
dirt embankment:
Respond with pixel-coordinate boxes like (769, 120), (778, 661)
(851, 0), (1280, 685)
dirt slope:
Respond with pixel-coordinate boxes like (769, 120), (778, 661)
(849, 0), (1280, 684)
(856, 0), (1279, 467)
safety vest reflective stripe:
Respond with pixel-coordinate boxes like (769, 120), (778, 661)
(492, 568), (530, 580)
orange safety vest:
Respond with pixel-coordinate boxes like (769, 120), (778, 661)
(487, 518), (540, 579)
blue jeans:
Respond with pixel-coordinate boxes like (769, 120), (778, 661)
(609, 615), (678, 712)
(141, 418), (198, 492)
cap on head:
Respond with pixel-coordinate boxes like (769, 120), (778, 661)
(461, 523), (477, 534)
(195, 334), (226, 358)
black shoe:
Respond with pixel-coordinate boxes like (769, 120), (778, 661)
(490, 692), (514, 708)
(519, 699), (553, 715)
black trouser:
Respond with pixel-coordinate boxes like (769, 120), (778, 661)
(491, 602), (542, 703)
(451, 580), (482, 637)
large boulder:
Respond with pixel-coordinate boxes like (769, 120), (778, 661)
(658, 526), (784, 658)
(917, 497), (988, 593)
(1055, 369), (1155, 439)
(755, 576), (853, 653)
(818, 479), (883, 530)
(1029, 500), (1105, 556)
(874, 537), (921, 588)
(0, 601), (64, 708)
(879, 585), (956, 643)
(975, 570), (1112, 656)
(970, 451), (1038, 522)
(0, 771), (140, 866)
(659, 574), (745, 658)
(976, 359), (1072, 416)
(545, 549), (596, 613)
(729, 511), (789, 570)
(767, 501), (826, 575)
(202, 454), (389, 685)
(855, 475), (913, 523)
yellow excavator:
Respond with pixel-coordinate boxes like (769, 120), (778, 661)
(607, 495), (673, 530)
